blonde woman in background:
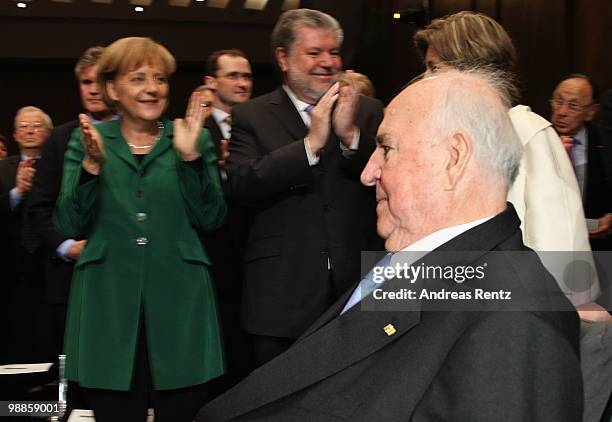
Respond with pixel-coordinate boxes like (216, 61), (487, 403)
(414, 11), (609, 321)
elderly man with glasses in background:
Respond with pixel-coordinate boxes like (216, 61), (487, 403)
(550, 74), (612, 246)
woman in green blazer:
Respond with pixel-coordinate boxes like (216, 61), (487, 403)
(54, 37), (226, 421)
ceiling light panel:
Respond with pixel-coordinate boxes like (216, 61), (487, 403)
(281, 0), (299, 10)
(205, 0), (230, 8)
(244, 0), (268, 10)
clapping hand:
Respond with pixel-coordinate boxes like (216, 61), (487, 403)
(589, 213), (612, 239)
(16, 158), (36, 194)
(306, 82), (339, 155)
(79, 113), (105, 175)
(333, 72), (359, 147)
(218, 139), (229, 167)
(174, 91), (204, 161)
(559, 135), (574, 154)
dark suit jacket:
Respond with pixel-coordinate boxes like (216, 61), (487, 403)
(226, 87), (384, 338)
(27, 120), (79, 304)
(197, 206), (582, 422)
(583, 123), (612, 220)
(205, 115), (225, 159)
(0, 155), (21, 287)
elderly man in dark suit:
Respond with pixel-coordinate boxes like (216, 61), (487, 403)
(550, 74), (612, 249)
(197, 68), (582, 421)
(0, 106), (52, 363)
(225, 8), (384, 366)
(27, 46), (115, 362)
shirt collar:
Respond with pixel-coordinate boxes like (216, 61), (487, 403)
(401, 216), (494, 253)
(212, 107), (230, 126)
(283, 85), (313, 113)
(574, 126), (587, 146)
(88, 113), (119, 125)
(20, 153), (40, 161)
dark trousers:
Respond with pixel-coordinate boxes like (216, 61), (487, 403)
(81, 320), (209, 422)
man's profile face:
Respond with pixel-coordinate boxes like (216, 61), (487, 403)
(277, 25), (342, 104)
(79, 65), (107, 115)
(13, 110), (49, 150)
(361, 81), (446, 251)
(551, 78), (596, 136)
(210, 54), (253, 108)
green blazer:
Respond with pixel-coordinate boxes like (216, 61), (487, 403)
(54, 118), (227, 391)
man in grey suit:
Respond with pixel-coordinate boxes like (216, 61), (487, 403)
(197, 68), (582, 421)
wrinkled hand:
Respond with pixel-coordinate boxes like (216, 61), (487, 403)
(79, 113), (105, 175)
(174, 91), (204, 161)
(218, 139), (229, 167)
(333, 73), (359, 147)
(306, 83), (339, 155)
(66, 240), (87, 260)
(589, 213), (612, 239)
(559, 135), (574, 154)
(16, 158), (36, 194)
(577, 302), (612, 323)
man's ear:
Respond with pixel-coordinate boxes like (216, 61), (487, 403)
(204, 75), (217, 90)
(276, 47), (289, 72)
(106, 80), (119, 102)
(444, 132), (471, 190)
(585, 103), (600, 122)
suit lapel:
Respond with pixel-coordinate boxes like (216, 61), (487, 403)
(203, 205), (522, 421)
(205, 117), (224, 145)
(141, 119), (173, 170)
(203, 307), (421, 421)
(268, 88), (308, 141)
(100, 121), (138, 171)
(100, 119), (173, 172)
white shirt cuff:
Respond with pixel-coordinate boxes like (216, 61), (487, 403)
(9, 188), (23, 211)
(304, 138), (320, 166)
(57, 239), (76, 261)
(339, 128), (360, 157)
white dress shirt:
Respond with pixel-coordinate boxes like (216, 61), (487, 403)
(342, 216), (493, 313)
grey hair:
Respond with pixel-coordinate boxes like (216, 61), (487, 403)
(427, 68), (523, 188)
(14, 106), (54, 131)
(271, 8), (343, 54)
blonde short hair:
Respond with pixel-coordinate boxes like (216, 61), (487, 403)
(97, 37), (176, 107)
(350, 72), (376, 98)
(414, 11), (517, 73)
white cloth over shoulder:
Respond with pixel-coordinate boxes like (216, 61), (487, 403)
(507, 105), (600, 305)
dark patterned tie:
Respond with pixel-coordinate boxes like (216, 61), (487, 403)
(20, 158), (41, 253)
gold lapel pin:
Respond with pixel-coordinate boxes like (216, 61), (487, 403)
(383, 324), (397, 336)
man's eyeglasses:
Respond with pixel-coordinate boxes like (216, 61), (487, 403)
(17, 122), (45, 132)
(549, 98), (593, 114)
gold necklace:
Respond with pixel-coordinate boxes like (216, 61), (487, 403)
(128, 121), (164, 150)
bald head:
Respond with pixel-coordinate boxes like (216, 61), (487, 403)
(361, 69), (522, 250)
(551, 76), (598, 136)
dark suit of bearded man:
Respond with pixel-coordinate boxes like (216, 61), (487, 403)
(226, 87), (383, 359)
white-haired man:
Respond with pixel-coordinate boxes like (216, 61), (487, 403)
(0, 106), (52, 362)
(197, 69), (582, 421)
